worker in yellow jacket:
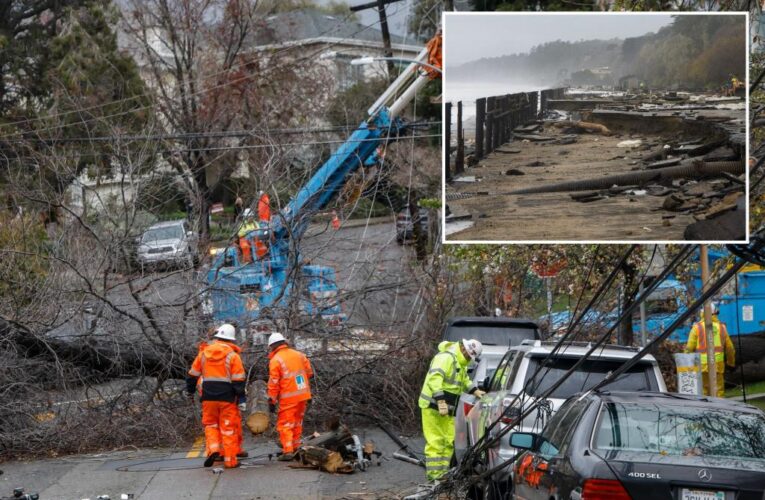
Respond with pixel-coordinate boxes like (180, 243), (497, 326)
(684, 303), (735, 397)
(418, 339), (484, 482)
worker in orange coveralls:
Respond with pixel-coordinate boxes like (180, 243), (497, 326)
(187, 323), (248, 468)
(257, 190), (271, 224)
(267, 332), (313, 461)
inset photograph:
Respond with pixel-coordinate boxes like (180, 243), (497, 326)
(443, 13), (747, 242)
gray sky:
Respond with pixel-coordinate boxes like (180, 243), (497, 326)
(445, 14), (676, 66)
(320, 0), (413, 36)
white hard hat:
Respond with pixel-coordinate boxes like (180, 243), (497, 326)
(243, 207), (254, 218)
(462, 339), (482, 360)
(214, 323), (237, 341)
(268, 332), (286, 346)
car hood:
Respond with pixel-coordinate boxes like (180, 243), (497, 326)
(140, 238), (179, 249)
(595, 450), (765, 496)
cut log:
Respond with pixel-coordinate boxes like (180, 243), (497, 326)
(294, 446), (354, 473)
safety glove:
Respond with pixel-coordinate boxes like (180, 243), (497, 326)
(437, 400), (449, 416)
(473, 389), (486, 398)
(238, 402), (247, 412)
(269, 401), (277, 414)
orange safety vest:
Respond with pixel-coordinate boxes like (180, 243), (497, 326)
(691, 320), (727, 368)
(268, 345), (313, 405)
(189, 340), (246, 385)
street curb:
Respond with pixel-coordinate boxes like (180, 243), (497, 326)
(335, 215), (394, 228)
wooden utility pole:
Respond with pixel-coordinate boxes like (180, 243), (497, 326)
(350, 0), (404, 82)
(445, 102), (452, 181)
(700, 245), (717, 396)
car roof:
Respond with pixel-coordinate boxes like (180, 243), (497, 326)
(591, 390), (765, 413)
(446, 317), (540, 330)
(147, 220), (186, 229)
(510, 340), (657, 362)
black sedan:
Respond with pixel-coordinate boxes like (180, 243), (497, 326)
(510, 391), (765, 500)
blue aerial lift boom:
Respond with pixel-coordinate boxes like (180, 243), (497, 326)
(205, 34), (441, 326)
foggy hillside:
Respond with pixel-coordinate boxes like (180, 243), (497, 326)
(448, 16), (744, 90)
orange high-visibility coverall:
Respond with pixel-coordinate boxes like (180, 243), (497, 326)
(257, 193), (271, 223)
(188, 340), (246, 468)
(268, 344), (313, 453)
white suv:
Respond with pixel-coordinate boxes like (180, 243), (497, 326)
(454, 340), (667, 497)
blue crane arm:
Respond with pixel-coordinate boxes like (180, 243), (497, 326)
(269, 31), (441, 242)
(272, 108), (403, 240)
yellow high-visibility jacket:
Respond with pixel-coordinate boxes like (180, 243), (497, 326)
(419, 341), (476, 415)
(685, 318), (735, 371)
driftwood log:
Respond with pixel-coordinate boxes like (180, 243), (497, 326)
(553, 120), (612, 135)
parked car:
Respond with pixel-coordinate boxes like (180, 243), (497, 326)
(395, 208), (428, 244)
(510, 391), (765, 500)
(442, 317), (541, 382)
(136, 219), (199, 270)
(454, 340), (667, 498)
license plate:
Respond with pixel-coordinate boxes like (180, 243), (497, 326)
(681, 489), (725, 500)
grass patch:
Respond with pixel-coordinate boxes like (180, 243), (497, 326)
(725, 379), (765, 398)
(746, 398), (765, 411)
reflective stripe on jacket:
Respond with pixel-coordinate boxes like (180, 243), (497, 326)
(418, 341), (476, 415)
(268, 345), (313, 405)
(685, 318), (735, 371)
(187, 340), (246, 403)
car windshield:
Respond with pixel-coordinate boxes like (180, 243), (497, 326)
(524, 356), (658, 399)
(142, 225), (183, 243)
(594, 402), (765, 460)
(444, 324), (536, 346)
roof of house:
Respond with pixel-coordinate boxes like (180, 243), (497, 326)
(256, 9), (413, 47)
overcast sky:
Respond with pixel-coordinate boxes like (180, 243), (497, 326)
(444, 14), (676, 66)
(321, 0), (413, 36)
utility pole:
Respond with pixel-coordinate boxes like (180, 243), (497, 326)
(639, 281), (647, 347)
(350, 0), (404, 82)
(700, 245), (717, 396)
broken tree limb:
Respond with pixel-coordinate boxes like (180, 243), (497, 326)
(0, 317), (192, 379)
(502, 160), (744, 195)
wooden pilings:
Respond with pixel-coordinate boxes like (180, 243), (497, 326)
(446, 87), (566, 182)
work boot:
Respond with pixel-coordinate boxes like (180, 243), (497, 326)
(204, 452), (221, 468)
(277, 452), (295, 461)
(237, 451), (249, 458)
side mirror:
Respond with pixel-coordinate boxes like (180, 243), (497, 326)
(509, 432), (539, 451)
(481, 376), (491, 391)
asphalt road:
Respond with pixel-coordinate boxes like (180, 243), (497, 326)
(1, 427), (427, 499)
(46, 220), (420, 342)
(301, 220), (422, 327)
